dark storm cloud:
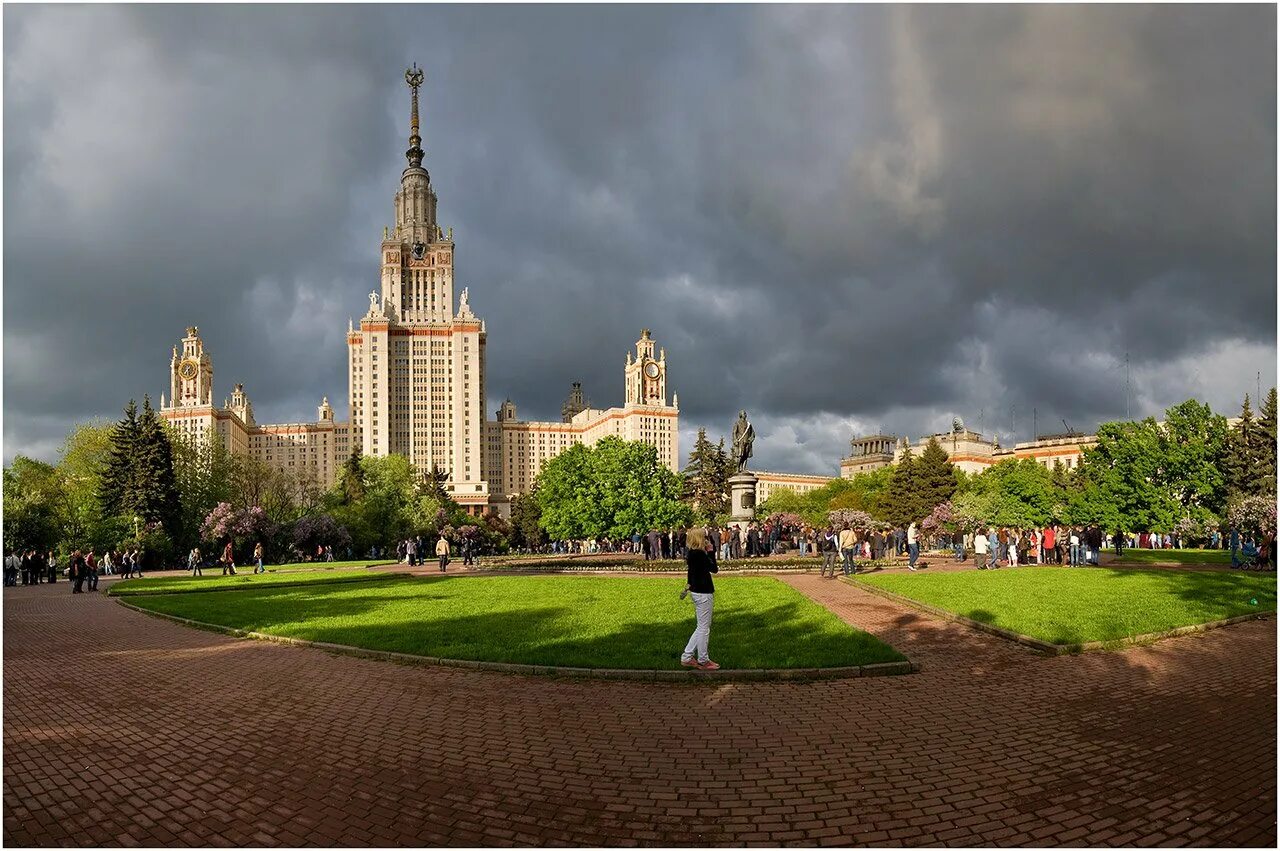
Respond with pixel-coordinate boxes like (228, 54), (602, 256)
(5, 5), (1275, 474)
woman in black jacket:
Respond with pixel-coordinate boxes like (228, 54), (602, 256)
(680, 527), (720, 670)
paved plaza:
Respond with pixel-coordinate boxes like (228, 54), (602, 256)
(3, 573), (1275, 847)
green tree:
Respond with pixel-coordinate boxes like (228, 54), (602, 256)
(170, 426), (235, 551)
(1159, 398), (1229, 521)
(1258, 387), (1277, 495)
(971, 458), (1058, 527)
(915, 437), (959, 514)
(828, 466), (893, 518)
(100, 399), (141, 518)
(337, 449), (366, 502)
(133, 397), (183, 538)
(880, 448), (920, 527)
(418, 464), (452, 504)
(682, 428), (729, 521)
(536, 437), (691, 540)
(1079, 418), (1179, 532)
(2, 456), (63, 553)
(56, 421), (123, 550)
(509, 490), (545, 550)
(356, 454), (419, 547)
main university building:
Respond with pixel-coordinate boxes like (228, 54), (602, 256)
(161, 71), (678, 516)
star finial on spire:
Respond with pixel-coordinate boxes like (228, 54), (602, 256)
(404, 63), (425, 169)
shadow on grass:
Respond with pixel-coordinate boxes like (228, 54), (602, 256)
(130, 577), (904, 670)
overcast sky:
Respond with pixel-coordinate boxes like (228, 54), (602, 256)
(4, 4), (1276, 474)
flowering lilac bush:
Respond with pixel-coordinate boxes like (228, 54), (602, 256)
(921, 501), (953, 532)
(201, 503), (277, 549)
(1228, 495), (1277, 535)
(827, 509), (877, 529)
(200, 502), (238, 543)
(293, 514), (351, 554)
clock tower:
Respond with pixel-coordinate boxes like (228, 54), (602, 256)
(170, 326), (213, 408)
(624, 328), (667, 405)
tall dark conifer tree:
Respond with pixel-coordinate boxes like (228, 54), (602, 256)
(915, 437), (959, 512)
(882, 447), (920, 527)
(135, 396), (182, 536)
(1258, 387), (1277, 496)
(682, 428), (729, 521)
(100, 399), (141, 518)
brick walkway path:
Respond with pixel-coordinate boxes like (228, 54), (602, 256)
(4, 578), (1275, 846)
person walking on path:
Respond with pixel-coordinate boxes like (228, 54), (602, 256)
(838, 524), (857, 576)
(188, 548), (202, 576)
(435, 536), (450, 572)
(907, 522), (920, 571)
(820, 526), (839, 578)
(70, 550), (85, 594)
(221, 540), (237, 576)
(973, 528), (989, 569)
(86, 550), (99, 591)
(253, 542), (265, 574)
(679, 527), (719, 671)
(1230, 526), (1242, 568)
(461, 536), (474, 566)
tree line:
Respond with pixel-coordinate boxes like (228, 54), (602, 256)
(754, 392), (1278, 540)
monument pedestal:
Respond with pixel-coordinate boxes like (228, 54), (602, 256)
(728, 472), (759, 525)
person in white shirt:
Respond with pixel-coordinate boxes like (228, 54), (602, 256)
(906, 522), (920, 571)
(973, 530), (989, 569)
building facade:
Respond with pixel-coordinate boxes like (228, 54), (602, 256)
(160, 327), (349, 487)
(838, 422), (1103, 479)
(160, 69), (678, 514)
(754, 471), (834, 504)
(483, 329), (680, 513)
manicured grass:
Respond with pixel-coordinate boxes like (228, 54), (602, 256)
(859, 567), (1276, 645)
(109, 568), (398, 597)
(124, 575), (905, 669)
(266, 559), (397, 571)
(1109, 548), (1231, 565)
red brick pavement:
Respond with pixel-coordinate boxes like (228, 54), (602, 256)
(3, 577), (1275, 847)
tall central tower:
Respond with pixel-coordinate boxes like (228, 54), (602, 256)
(347, 66), (490, 512)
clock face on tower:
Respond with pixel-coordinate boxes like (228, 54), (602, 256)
(179, 359), (199, 381)
(644, 361), (659, 379)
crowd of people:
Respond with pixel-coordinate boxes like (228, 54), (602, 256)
(396, 534), (474, 571)
(3, 548), (145, 592)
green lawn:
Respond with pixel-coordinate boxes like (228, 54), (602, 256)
(859, 567), (1276, 646)
(1109, 548), (1231, 565)
(109, 568), (398, 597)
(124, 575), (905, 669)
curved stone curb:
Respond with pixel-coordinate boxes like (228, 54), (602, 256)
(114, 598), (917, 682)
(106, 572), (405, 598)
(845, 577), (1274, 655)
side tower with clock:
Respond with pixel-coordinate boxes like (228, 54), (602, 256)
(624, 328), (667, 405)
(170, 326), (213, 408)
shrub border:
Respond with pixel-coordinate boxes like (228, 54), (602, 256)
(114, 598), (917, 682)
(845, 576), (1273, 655)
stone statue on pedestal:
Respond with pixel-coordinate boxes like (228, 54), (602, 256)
(732, 410), (755, 473)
